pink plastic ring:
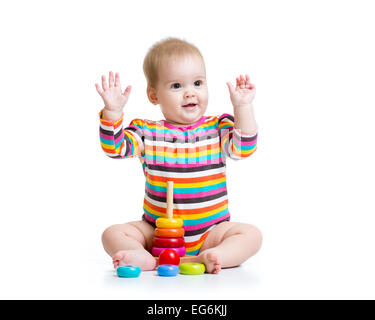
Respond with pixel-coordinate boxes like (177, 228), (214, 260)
(152, 246), (186, 257)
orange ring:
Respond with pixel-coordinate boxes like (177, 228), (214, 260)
(155, 228), (185, 238)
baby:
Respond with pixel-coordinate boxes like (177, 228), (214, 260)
(96, 38), (262, 274)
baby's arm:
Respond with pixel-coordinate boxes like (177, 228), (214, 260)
(96, 72), (144, 158)
(226, 74), (257, 135)
(218, 74), (258, 160)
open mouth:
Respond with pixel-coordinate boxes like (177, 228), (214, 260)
(182, 103), (197, 108)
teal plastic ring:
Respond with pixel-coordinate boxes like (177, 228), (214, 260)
(116, 265), (141, 278)
(157, 264), (179, 277)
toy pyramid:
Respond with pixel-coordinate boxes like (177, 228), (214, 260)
(151, 181), (186, 258)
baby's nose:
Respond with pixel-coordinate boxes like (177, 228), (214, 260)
(184, 90), (196, 98)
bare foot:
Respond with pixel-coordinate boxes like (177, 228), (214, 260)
(196, 249), (222, 274)
(112, 249), (156, 271)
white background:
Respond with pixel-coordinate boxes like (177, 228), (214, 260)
(1, 0), (374, 299)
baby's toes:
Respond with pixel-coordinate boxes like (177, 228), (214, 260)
(213, 263), (221, 274)
(112, 251), (126, 268)
(113, 260), (119, 269)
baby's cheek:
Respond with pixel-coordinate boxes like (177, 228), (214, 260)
(201, 91), (209, 105)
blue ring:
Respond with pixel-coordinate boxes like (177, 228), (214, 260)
(116, 265), (141, 278)
(157, 264), (179, 277)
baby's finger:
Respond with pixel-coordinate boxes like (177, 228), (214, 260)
(236, 77), (240, 87)
(240, 75), (246, 88)
(108, 71), (114, 88)
(101, 75), (108, 91)
(226, 82), (235, 95)
(123, 85), (132, 96)
(95, 83), (103, 95)
(114, 72), (121, 88)
(245, 74), (251, 84)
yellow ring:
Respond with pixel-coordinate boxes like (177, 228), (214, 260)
(156, 218), (183, 229)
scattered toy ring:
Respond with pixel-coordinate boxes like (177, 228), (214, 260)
(157, 264), (179, 277)
(155, 227), (185, 238)
(158, 248), (180, 266)
(179, 263), (205, 275)
(152, 246), (186, 257)
(116, 265), (141, 278)
(156, 218), (183, 229)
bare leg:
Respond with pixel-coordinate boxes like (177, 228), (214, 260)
(101, 221), (156, 271)
(194, 222), (262, 274)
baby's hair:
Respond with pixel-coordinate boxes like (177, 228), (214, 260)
(143, 37), (204, 88)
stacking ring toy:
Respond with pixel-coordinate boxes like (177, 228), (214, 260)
(153, 237), (185, 248)
(157, 264), (179, 277)
(155, 228), (185, 238)
(152, 246), (186, 257)
(179, 263), (205, 275)
(116, 265), (141, 278)
(156, 218), (183, 229)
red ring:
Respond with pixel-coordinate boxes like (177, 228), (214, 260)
(153, 237), (185, 248)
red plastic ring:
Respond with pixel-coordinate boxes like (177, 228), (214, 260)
(153, 237), (185, 248)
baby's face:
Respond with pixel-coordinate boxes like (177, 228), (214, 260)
(153, 54), (208, 126)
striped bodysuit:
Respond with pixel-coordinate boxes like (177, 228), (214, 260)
(99, 112), (257, 255)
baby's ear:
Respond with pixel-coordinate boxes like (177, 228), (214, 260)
(147, 86), (158, 105)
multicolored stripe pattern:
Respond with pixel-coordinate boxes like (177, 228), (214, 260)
(99, 112), (257, 255)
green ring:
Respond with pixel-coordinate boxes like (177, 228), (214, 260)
(179, 262), (205, 275)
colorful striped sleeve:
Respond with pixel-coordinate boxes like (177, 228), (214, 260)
(218, 113), (257, 160)
(99, 111), (144, 159)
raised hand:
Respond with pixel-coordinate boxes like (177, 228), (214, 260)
(95, 71), (131, 112)
(226, 74), (256, 108)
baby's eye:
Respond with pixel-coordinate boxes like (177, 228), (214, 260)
(171, 83), (181, 89)
(194, 80), (202, 86)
